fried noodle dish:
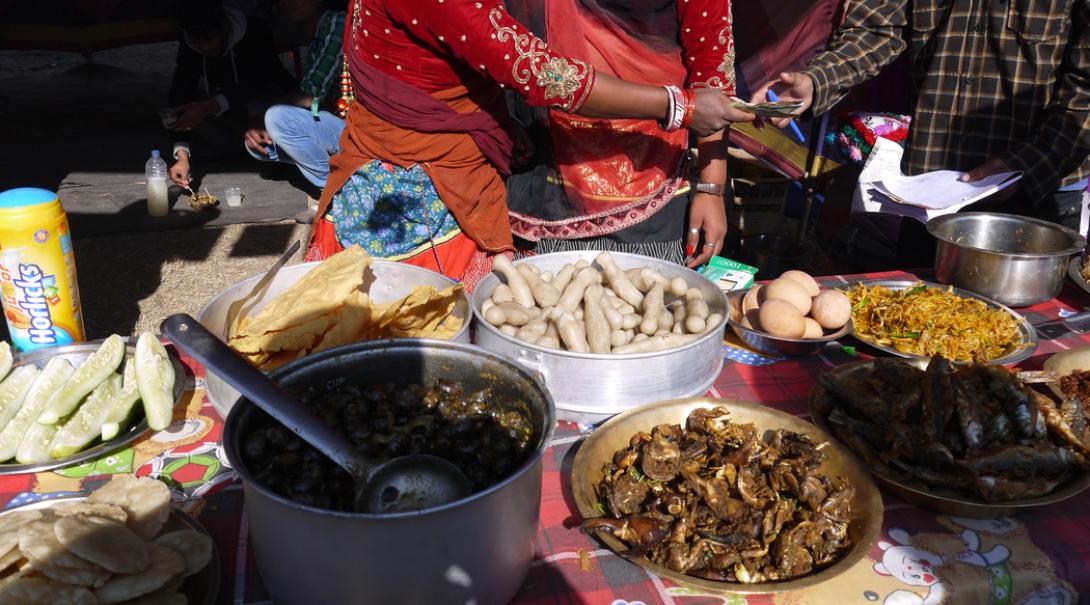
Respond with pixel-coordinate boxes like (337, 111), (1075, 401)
(583, 407), (855, 584)
(846, 282), (1022, 361)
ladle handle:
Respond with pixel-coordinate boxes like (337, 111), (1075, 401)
(160, 314), (363, 474)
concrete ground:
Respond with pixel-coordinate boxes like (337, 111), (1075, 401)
(0, 44), (314, 339)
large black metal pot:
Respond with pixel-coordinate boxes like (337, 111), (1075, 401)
(224, 339), (556, 605)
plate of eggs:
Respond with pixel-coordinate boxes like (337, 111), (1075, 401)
(726, 270), (853, 356)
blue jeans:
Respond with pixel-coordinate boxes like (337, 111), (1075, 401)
(246, 105), (345, 188)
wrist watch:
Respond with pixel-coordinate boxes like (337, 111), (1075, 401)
(694, 182), (724, 196)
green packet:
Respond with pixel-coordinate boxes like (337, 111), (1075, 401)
(698, 256), (758, 294)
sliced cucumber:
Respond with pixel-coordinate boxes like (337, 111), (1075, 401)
(17, 417), (59, 464)
(37, 334), (125, 425)
(49, 373), (122, 459)
(0, 357), (74, 462)
(101, 360), (141, 442)
(135, 333), (176, 431)
(0, 342), (11, 383)
(0, 365), (39, 433)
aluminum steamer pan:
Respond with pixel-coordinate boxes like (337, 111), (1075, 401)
(471, 251), (727, 420)
(197, 260), (471, 418)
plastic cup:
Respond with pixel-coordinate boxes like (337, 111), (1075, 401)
(159, 108), (178, 129)
(225, 187), (243, 207)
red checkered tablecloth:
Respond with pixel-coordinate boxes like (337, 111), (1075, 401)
(3, 271), (1089, 604)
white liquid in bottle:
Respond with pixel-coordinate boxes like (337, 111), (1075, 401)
(147, 177), (170, 217)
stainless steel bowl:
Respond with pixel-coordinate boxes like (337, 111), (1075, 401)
(928, 212), (1086, 307)
(198, 260), (471, 418)
(224, 339), (555, 605)
(471, 251), (727, 422)
(725, 289), (852, 356)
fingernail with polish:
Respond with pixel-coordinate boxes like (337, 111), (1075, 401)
(686, 245), (695, 257)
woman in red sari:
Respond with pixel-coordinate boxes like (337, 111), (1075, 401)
(306, 0), (753, 284)
(505, 0), (738, 269)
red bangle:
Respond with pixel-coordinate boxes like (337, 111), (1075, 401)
(680, 89), (697, 129)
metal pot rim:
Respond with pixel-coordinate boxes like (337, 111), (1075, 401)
(926, 212), (1087, 259)
(223, 338), (557, 520)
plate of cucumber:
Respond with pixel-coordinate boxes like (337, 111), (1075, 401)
(0, 334), (184, 475)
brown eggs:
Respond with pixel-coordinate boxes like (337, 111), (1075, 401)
(763, 278), (812, 316)
(811, 290), (852, 330)
(758, 299), (806, 338)
(736, 270), (851, 340)
(781, 270), (821, 297)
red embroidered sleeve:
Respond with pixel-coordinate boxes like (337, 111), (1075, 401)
(676, 0), (736, 93)
(386, 1), (595, 112)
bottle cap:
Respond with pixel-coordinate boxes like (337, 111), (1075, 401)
(151, 150), (161, 159)
(0, 187), (58, 209)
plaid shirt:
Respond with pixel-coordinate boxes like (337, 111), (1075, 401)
(300, 10), (347, 105)
(804, 0), (1090, 202)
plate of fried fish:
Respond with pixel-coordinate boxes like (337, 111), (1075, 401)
(809, 357), (1090, 517)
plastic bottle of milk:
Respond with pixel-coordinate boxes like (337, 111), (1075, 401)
(145, 150), (170, 217)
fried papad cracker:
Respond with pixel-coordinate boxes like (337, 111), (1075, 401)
(366, 284), (464, 338)
(233, 245), (371, 338)
(229, 311), (339, 354)
(312, 290), (372, 353)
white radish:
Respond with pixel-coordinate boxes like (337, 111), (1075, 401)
(613, 333), (700, 354)
(481, 299), (495, 315)
(633, 333), (650, 342)
(500, 324), (518, 336)
(625, 269), (648, 292)
(515, 320), (548, 343)
(621, 313), (640, 330)
(544, 320), (560, 341)
(540, 271), (554, 282)
(685, 296), (710, 333)
(639, 268), (670, 292)
(596, 252), (644, 307)
(705, 313), (724, 331)
(552, 264), (576, 293)
(557, 267), (601, 312)
(538, 335), (561, 349)
(492, 255), (535, 308)
(575, 260), (591, 270)
(583, 286), (612, 354)
(557, 312), (589, 353)
(491, 283), (515, 304)
(517, 264), (561, 307)
(684, 287), (705, 302)
(575, 308), (584, 320)
(672, 322), (685, 334)
(600, 296), (623, 330)
(640, 282), (665, 335)
(610, 330), (629, 348)
(657, 304), (673, 332)
(669, 276), (689, 297)
(486, 302), (534, 327)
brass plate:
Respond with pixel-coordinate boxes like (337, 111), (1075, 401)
(845, 280), (1038, 366)
(809, 359), (1090, 518)
(571, 397), (884, 594)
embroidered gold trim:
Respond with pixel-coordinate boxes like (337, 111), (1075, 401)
(691, 6), (736, 92)
(488, 7), (590, 111)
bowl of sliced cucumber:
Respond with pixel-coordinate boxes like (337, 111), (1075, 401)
(0, 333), (184, 475)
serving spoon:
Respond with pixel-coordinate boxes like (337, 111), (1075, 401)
(160, 314), (472, 514)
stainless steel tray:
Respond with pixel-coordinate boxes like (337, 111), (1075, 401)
(1067, 255), (1090, 297)
(0, 340), (186, 475)
(846, 279), (1038, 365)
(809, 359), (1090, 517)
(1, 493), (220, 604)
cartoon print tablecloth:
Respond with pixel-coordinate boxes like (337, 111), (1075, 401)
(1, 271), (1088, 605)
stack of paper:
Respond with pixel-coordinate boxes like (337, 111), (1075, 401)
(852, 137), (1023, 223)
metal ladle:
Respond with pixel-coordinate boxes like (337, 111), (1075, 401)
(160, 314), (472, 514)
